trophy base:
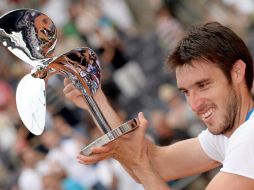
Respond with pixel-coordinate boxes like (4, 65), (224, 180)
(80, 118), (139, 156)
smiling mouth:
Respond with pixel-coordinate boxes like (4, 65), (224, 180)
(200, 108), (215, 122)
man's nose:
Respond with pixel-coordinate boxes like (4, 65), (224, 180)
(187, 91), (203, 113)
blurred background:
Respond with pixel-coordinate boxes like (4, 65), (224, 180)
(0, 0), (254, 190)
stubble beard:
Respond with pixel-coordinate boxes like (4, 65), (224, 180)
(210, 87), (239, 135)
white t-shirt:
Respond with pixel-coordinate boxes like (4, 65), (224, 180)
(198, 112), (254, 179)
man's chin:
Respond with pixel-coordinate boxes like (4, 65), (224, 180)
(207, 127), (223, 135)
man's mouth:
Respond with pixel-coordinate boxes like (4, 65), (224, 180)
(200, 108), (215, 122)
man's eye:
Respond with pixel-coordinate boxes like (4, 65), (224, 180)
(199, 82), (209, 89)
(182, 90), (189, 96)
(199, 83), (205, 88)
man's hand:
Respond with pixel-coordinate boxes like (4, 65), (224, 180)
(63, 78), (87, 109)
(76, 112), (152, 182)
(76, 112), (148, 162)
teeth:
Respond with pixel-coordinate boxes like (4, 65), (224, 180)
(201, 109), (213, 120)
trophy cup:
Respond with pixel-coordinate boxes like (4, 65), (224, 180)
(0, 9), (139, 156)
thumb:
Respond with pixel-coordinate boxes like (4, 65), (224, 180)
(138, 112), (148, 133)
(64, 78), (71, 86)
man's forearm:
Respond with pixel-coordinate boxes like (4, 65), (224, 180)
(133, 162), (171, 190)
(91, 90), (123, 129)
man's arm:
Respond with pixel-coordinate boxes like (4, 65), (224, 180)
(206, 172), (254, 190)
(63, 80), (220, 182)
(131, 161), (171, 190)
(148, 137), (220, 181)
(125, 137), (221, 190)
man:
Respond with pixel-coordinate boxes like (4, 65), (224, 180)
(63, 22), (254, 189)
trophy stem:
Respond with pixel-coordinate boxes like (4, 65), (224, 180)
(59, 71), (112, 134)
(82, 91), (112, 134)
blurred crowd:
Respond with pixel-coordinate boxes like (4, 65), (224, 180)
(0, 0), (254, 190)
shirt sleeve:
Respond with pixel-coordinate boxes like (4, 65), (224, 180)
(221, 122), (254, 179)
(198, 129), (224, 163)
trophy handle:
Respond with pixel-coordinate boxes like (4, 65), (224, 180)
(46, 47), (112, 134)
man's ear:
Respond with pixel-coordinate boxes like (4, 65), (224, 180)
(231, 60), (246, 84)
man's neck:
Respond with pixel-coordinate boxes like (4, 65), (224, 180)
(224, 92), (253, 137)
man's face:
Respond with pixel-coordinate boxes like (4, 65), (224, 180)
(176, 60), (238, 135)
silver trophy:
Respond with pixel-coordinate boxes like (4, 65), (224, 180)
(0, 9), (139, 155)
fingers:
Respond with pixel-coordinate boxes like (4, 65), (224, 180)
(138, 112), (148, 132)
(64, 88), (81, 100)
(121, 112), (148, 141)
(77, 146), (113, 165)
(77, 153), (111, 165)
(63, 79), (75, 94)
(63, 78), (71, 86)
(91, 146), (112, 154)
(63, 85), (79, 95)
(63, 80), (82, 98)
(62, 83), (73, 94)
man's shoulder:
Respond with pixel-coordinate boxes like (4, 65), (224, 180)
(221, 120), (254, 180)
(230, 119), (254, 142)
(198, 129), (227, 163)
(198, 129), (227, 142)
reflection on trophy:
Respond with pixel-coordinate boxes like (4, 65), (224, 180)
(0, 9), (139, 156)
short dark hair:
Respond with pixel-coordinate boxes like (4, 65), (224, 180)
(167, 22), (254, 91)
